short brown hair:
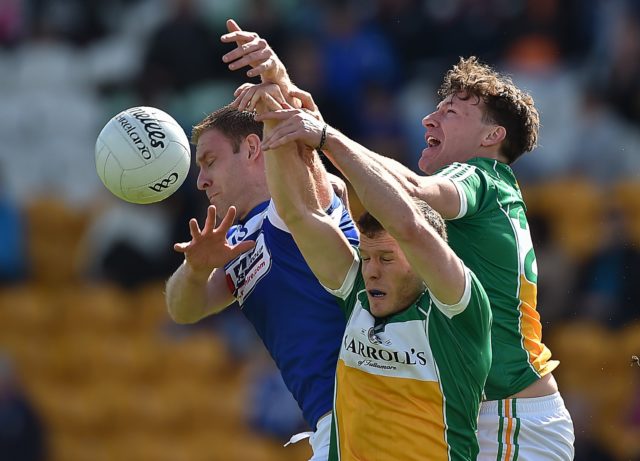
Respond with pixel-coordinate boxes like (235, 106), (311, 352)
(357, 198), (447, 241)
(191, 105), (263, 152)
(439, 56), (539, 164)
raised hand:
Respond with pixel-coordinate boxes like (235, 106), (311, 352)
(173, 205), (255, 276)
(221, 19), (289, 84)
(232, 82), (289, 113)
(257, 108), (327, 151)
(288, 87), (323, 122)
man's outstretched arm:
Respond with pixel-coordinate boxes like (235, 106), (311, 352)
(260, 109), (466, 304)
(256, 103), (356, 291)
(221, 19), (291, 86)
(221, 29), (462, 219)
(165, 206), (255, 323)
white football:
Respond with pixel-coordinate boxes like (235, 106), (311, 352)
(95, 106), (191, 204)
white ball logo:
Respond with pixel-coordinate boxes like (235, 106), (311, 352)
(95, 106), (191, 204)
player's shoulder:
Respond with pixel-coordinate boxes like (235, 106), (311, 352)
(435, 161), (478, 181)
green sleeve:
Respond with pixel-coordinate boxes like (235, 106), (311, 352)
(434, 162), (492, 219)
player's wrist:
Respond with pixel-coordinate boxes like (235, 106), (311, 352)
(183, 261), (212, 283)
(315, 123), (328, 151)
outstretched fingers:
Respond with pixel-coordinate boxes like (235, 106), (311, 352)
(188, 217), (202, 239)
(247, 59), (274, 78)
(173, 241), (190, 253)
(201, 205), (217, 234)
(217, 206), (238, 233)
(229, 239), (256, 259)
(220, 27), (252, 45)
(226, 19), (242, 33)
(226, 43), (265, 71)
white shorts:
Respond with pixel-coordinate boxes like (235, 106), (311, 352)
(285, 412), (332, 461)
(478, 392), (575, 461)
(308, 412), (332, 461)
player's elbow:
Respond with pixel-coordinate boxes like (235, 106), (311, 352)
(386, 211), (424, 243)
(165, 295), (208, 324)
(274, 201), (308, 227)
(167, 305), (201, 324)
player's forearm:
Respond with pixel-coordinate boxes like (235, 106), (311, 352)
(307, 152), (333, 209)
(165, 262), (221, 324)
(323, 127), (418, 236)
(323, 138), (419, 194)
(368, 152), (421, 193)
(264, 122), (322, 224)
(323, 135), (458, 218)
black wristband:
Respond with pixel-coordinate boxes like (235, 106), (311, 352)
(316, 123), (328, 151)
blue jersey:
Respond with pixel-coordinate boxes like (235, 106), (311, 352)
(224, 195), (359, 429)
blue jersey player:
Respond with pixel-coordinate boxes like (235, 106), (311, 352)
(165, 105), (358, 461)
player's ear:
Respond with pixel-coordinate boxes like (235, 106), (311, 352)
(245, 133), (262, 160)
(482, 125), (506, 147)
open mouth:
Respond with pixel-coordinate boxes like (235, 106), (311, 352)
(368, 289), (386, 298)
(426, 136), (441, 148)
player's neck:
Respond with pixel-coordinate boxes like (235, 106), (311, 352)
(474, 145), (508, 164)
(239, 187), (271, 221)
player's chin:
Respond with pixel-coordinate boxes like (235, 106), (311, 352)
(368, 298), (390, 318)
(418, 148), (440, 175)
(418, 149), (431, 171)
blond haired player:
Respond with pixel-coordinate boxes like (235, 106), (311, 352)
(255, 91), (492, 460)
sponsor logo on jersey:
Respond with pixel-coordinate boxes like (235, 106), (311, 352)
(364, 327), (392, 346)
(227, 210), (265, 246)
(225, 232), (271, 305)
(343, 333), (428, 368)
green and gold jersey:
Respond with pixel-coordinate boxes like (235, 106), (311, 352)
(326, 255), (492, 461)
(435, 157), (558, 400)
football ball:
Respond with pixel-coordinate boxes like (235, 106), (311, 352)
(95, 106), (191, 204)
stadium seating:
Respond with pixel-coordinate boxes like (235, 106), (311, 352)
(0, 277), (313, 461)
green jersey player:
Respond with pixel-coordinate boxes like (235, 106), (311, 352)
(255, 89), (492, 460)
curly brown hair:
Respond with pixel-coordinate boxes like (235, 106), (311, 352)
(191, 105), (263, 152)
(438, 57), (540, 164)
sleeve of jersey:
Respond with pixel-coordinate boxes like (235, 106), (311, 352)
(266, 195), (355, 237)
(428, 266), (472, 319)
(433, 162), (484, 219)
(322, 246), (360, 300)
(322, 246), (361, 317)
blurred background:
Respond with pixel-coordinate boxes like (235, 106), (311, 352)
(0, 0), (639, 460)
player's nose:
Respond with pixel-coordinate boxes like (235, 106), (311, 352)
(196, 169), (211, 190)
(422, 112), (438, 129)
(362, 260), (380, 280)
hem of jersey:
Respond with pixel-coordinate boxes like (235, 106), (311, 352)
(484, 363), (560, 401)
(323, 247), (359, 299)
(480, 391), (566, 415)
(428, 266), (472, 318)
